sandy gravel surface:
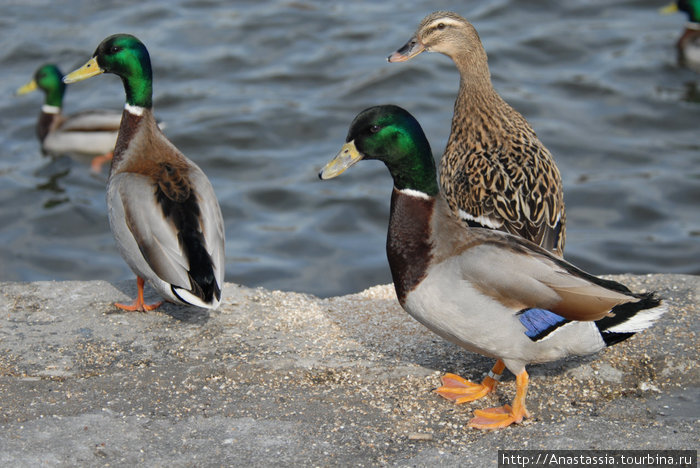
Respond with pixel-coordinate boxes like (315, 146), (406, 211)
(0, 274), (697, 466)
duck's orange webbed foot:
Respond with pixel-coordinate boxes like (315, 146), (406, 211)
(469, 370), (530, 430)
(114, 276), (163, 312)
(114, 298), (163, 312)
(435, 360), (505, 404)
(469, 404), (530, 430)
(90, 152), (113, 173)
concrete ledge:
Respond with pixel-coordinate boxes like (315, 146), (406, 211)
(0, 274), (697, 465)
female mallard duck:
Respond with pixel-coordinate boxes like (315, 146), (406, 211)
(63, 34), (225, 311)
(662, 0), (700, 72)
(320, 105), (665, 429)
(388, 12), (566, 256)
(16, 63), (122, 172)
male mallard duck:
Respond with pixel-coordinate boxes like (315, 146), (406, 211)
(661, 0), (700, 72)
(388, 12), (566, 256)
(320, 105), (665, 429)
(64, 34), (225, 311)
(16, 63), (122, 172)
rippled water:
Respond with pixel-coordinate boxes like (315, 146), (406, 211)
(0, 0), (698, 297)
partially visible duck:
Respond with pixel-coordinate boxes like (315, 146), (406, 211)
(388, 12), (566, 256)
(16, 63), (121, 172)
(320, 105), (665, 429)
(662, 0), (700, 72)
(64, 34), (225, 311)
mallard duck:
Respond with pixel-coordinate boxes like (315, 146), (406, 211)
(16, 63), (122, 172)
(388, 12), (566, 257)
(320, 105), (666, 429)
(63, 34), (225, 311)
(661, 0), (700, 72)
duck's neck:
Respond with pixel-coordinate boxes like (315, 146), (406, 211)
(383, 136), (439, 196)
(110, 104), (150, 174)
(37, 100), (62, 143)
(387, 188), (435, 305)
(121, 62), (153, 109)
(43, 85), (65, 109)
(447, 56), (518, 150)
(450, 45), (493, 94)
(109, 64), (153, 174)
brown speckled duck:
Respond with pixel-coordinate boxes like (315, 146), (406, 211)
(388, 11), (567, 410)
(64, 34), (225, 312)
(388, 11), (566, 256)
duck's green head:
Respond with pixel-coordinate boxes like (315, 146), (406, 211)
(662, 1), (700, 22)
(320, 105), (438, 196)
(64, 34), (153, 108)
(16, 64), (65, 108)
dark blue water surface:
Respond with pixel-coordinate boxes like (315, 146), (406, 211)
(0, 0), (698, 297)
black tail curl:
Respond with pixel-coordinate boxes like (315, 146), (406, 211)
(595, 292), (664, 346)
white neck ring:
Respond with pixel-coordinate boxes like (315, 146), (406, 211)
(399, 188), (431, 200)
(41, 104), (61, 114)
(124, 103), (145, 116)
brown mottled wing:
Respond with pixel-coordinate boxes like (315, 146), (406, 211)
(440, 137), (566, 256)
(156, 161), (191, 203)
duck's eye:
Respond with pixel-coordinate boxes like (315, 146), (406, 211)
(437, 23), (445, 30)
(370, 125), (381, 134)
(110, 46), (121, 54)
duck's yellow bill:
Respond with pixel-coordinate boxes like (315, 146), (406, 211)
(63, 57), (104, 84)
(319, 141), (364, 179)
(659, 3), (679, 14)
(16, 79), (38, 96)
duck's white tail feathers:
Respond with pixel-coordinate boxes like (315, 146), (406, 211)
(172, 286), (221, 310)
(604, 304), (667, 334)
(595, 293), (666, 346)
